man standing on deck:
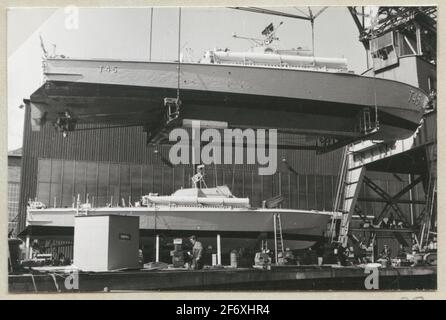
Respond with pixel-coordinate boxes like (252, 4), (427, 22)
(189, 235), (203, 270)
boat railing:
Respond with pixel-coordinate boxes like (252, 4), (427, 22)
(146, 201), (246, 210)
(212, 60), (346, 72)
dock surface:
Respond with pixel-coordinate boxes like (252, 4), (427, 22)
(9, 265), (436, 292)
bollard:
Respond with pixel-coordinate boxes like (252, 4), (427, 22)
(212, 254), (217, 266)
(230, 250), (238, 268)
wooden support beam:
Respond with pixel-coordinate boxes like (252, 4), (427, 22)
(155, 234), (159, 263)
(217, 234), (221, 266)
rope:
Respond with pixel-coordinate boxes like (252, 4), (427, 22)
(73, 123), (145, 131)
(370, 17), (380, 130)
(49, 273), (61, 292)
(23, 274), (38, 292)
(389, 266), (402, 289)
(373, 76), (379, 129)
(311, 19), (315, 57)
(149, 8), (154, 61)
(177, 7), (182, 101)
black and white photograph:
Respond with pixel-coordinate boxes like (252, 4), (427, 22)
(6, 5), (437, 294)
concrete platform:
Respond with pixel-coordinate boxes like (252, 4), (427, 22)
(9, 265), (436, 292)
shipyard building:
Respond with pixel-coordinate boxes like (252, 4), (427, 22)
(8, 6), (437, 292)
(8, 148), (22, 236)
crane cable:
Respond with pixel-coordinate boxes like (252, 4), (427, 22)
(370, 11), (379, 130)
(149, 8), (154, 61)
(177, 7), (182, 101)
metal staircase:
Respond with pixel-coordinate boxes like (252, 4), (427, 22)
(419, 132), (437, 248)
(329, 146), (348, 242)
(422, 179), (436, 247)
(337, 148), (366, 247)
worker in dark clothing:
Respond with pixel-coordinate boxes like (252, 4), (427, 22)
(58, 253), (66, 266)
(397, 245), (408, 259)
(189, 235), (203, 270)
(52, 250), (60, 266)
(352, 241), (365, 264)
(336, 245), (348, 266)
(31, 240), (41, 258)
(380, 244), (392, 260)
(381, 217), (390, 229)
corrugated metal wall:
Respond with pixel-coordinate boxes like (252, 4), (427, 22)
(35, 158), (339, 211)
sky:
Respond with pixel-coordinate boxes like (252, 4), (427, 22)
(7, 6), (369, 151)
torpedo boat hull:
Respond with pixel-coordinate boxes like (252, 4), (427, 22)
(29, 58), (429, 140)
(26, 206), (333, 252)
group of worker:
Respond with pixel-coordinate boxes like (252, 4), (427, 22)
(362, 217), (407, 230)
(167, 234), (438, 269)
(21, 239), (71, 266)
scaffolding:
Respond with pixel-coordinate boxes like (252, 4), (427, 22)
(331, 109), (436, 250)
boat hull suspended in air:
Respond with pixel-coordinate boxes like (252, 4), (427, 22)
(28, 57), (429, 143)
